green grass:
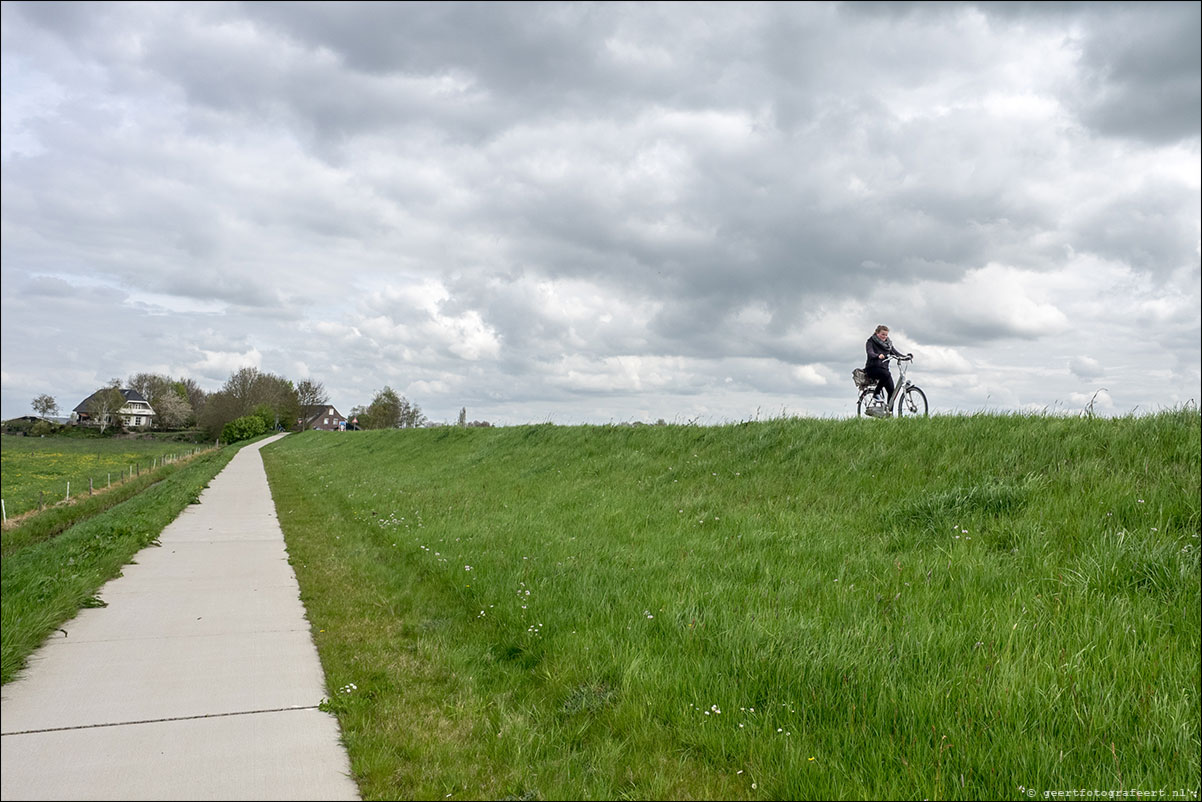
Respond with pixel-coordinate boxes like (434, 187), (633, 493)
(1, 454), (210, 559)
(1, 435), (210, 518)
(0, 442), (245, 684)
(261, 411), (1201, 800)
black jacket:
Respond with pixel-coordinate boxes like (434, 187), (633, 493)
(865, 336), (904, 371)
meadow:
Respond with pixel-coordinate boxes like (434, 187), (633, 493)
(261, 411), (1201, 801)
(0, 435), (206, 519)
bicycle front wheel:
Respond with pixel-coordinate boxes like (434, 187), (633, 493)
(896, 386), (928, 417)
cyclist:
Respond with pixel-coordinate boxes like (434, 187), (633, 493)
(864, 324), (911, 405)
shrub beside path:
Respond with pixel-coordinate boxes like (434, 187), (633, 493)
(0, 434), (359, 801)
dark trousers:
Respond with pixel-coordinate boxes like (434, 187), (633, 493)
(865, 366), (894, 400)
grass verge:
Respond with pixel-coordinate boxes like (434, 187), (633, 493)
(1, 442), (244, 684)
(262, 411), (1200, 800)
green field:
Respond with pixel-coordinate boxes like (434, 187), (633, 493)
(0, 436), (207, 518)
(261, 412), (1201, 800)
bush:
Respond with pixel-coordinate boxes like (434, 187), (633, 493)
(30, 421), (60, 437)
(56, 425), (111, 439)
(221, 415), (268, 444)
(250, 404), (278, 432)
(3, 418), (36, 436)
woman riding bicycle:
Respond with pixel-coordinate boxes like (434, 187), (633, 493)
(864, 325), (911, 403)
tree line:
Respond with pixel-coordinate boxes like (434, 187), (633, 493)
(29, 369), (429, 443)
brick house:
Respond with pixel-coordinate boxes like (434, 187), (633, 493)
(300, 405), (348, 431)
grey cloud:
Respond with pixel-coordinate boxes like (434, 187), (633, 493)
(1070, 356), (1104, 380)
(908, 314), (1061, 346)
(892, 2), (1202, 145)
(240, 2), (608, 80)
(1071, 3), (1201, 144)
(6, 1), (113, 39)
(130, 3), (621, 149)
(20, 275), (80, 298)
(1068, 180), (1201, 276)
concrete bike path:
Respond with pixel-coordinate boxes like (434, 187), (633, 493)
(0, 434), (359, 801)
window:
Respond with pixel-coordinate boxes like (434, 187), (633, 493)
(324, 418), (330, 425)
(135, 416), (142, 426)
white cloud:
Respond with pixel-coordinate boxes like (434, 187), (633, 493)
(791, 365), (828, 386)
(548, 355), (689, 394)
(1069, 356), (1104, 380)
(358, 281), (501, 363)
(189, 348), (262, 382)
(910, 346), (974, 375)
(893, 263), (1077, 346)
(1068, 388), (1115, 413)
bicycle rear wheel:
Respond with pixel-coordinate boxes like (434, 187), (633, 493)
(856, 389), (877, 417)
(896, 386), (928, 417)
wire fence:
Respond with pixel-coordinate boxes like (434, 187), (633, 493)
(1, 445), (219, 525)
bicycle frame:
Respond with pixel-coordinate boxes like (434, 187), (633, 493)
(891, 356), (915, 406)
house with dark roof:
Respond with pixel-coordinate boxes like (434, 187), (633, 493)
(300, 405), (349, 431)
(72, 389), (157, 429)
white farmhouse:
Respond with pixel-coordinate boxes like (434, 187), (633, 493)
(72, 388), (157, 429)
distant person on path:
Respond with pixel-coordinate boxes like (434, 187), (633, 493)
(864, 324), (911, 403)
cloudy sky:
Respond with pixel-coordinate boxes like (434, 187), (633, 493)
(2, 1), (1199, 425)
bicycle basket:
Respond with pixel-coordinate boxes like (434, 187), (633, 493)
(852, 368), (874, 390)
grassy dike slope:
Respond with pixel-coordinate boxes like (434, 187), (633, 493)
(262, 413), (1200, 801)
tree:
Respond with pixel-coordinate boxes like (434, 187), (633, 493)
(128, 372), (197, 429)
(85, 382), (127, 434)
(361, 387), (426, 429)
(458, 407), (467, 427)
(361, 387), (401, 430)
(223, 367), (261, 414)
(155, 392), (193, 430)
(250, 403), (278, 432)
(127, 372), (173, 412)
(199, 368), (304, 437)
(397, 395), (427, 428)
(252, 374), (298, 430)
(198, 390), (241, 441)
(219, 368), (297, 429)
(177, 378), (207, 424)
(32, 394), (59, 419)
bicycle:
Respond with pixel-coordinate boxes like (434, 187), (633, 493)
(853, 355), (928, 418)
